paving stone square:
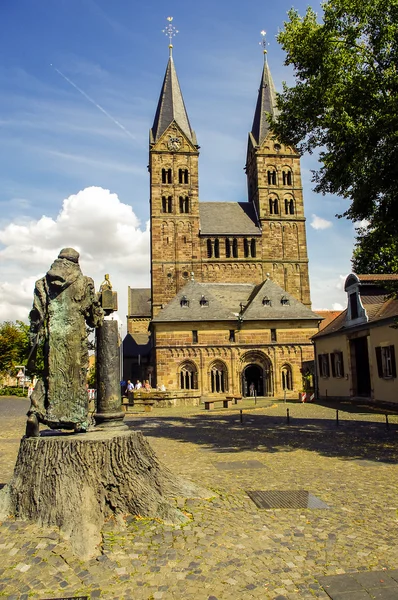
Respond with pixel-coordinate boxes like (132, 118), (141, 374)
(1, 396), (398, 599)
(318, 569), (398, 599)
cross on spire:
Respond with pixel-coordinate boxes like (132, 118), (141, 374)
(162, 16), (179, 57)
(259, 30), (269, 62)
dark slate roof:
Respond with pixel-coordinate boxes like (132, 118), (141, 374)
(123, 332), (151, 358)
(199, 202), (261, 235)
(243, 279), (319, 321)
(128, 288), (151, 318)
(151, 56), (195, 144)
(152, 279), (320, 323)
(251, 60), (279, 146)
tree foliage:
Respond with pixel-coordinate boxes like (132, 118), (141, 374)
(352, 225), (398, 273)
(271, 0), (398, 231)
(0, 321), (30, 378)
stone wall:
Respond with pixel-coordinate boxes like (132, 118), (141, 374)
(153, 320), (318, 397)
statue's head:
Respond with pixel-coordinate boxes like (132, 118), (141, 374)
(47, 248), (81, 289)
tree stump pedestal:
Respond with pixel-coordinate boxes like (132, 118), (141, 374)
(0, 429), (209, 558)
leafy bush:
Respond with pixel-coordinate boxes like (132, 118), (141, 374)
(0, 386), (28, 397)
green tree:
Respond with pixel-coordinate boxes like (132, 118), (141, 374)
(352, 225), (398, 273)
(271, 0), (398, 231)
(0, 321), (30, 378)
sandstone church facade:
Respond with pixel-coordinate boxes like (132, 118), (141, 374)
(126, 49), (320, 398)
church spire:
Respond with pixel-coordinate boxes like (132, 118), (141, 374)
(151, 18), (195, 145)
(250, 31), (279, 146)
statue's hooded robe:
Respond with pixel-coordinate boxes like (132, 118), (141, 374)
(29, 248), (103, 430)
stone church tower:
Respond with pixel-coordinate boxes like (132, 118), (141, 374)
(149, 48), (311, 320)
(149, 50), (201, 317)
(126, 38), (318, 398)
(246, 58), (311, 306)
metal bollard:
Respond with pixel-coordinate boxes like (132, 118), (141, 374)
(386, 414), (389, 430)
(240, 409), (243, 424)
(336, 409), (339, 427)
(287, 408), (290, 424)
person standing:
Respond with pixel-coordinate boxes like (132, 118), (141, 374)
(126, 379), (134, 406)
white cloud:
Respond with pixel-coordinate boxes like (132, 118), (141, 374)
(0, 187), (150, 321)
(310, 214), (333, 230)
(354, 219), (370, 230)
(332, 302), (344, 310)
(336, 274), (348, 290)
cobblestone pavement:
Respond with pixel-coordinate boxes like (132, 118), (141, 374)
(1, 396), (398, 599)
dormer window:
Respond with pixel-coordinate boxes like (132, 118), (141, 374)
(349, 293), (359, 319)
(262, 296), (271, 306)
(281, 296), (290, 306)
(200, 295), (209, 307)
(180, 295), (189, 308)
(344, 274), (368, 325)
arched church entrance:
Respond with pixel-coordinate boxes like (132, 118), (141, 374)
(240, 353), (274, 398)
(242, 364), (263, 397)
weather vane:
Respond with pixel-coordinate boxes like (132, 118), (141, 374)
(260, 30), (269, 61)
(163, 16), (179, 56)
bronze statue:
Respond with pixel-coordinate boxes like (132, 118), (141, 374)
(26, 248), (104, 436)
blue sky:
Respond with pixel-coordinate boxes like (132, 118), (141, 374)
(0, 0), (356, 323)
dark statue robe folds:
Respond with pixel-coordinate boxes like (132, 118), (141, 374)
(28, 248), (103, 431)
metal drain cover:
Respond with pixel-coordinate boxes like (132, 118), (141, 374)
(246, 490), (329, 509)
(214, 460), (265, 471)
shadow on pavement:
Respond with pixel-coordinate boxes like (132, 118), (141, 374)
(125, 405), (398, 465)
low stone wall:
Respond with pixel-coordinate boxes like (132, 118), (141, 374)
(131, 390), (201, 408)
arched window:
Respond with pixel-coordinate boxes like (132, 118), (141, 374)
(178, 168), (189, 184)
(162, 168), (172, 184)
(267, 170), (277, 185)
(214, 238), (220, 258)
(210, 361), (227, 393)
(162, 196), (172, 213)
(251, 238), (256, 257)
(180, 361), (198, 390)
(289, 199), (294, 215)
(244, 238), (249, 258)
(179, 196), (189, 213)
(207, 239), (213, 258)
(232, 238), (238, 258)
(282, 170), (292, 186)
(281, 365), (293, 390)
(269, 197), (279, 215)
(284, 198), (289, 215)
(225, 238), (231, 258)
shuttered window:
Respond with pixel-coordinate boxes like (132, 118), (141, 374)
(376, 345), (396, 379)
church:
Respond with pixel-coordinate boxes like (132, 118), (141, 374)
(125, 42), (320, 399)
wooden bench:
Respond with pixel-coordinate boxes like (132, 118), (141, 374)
(226, 395), (243, 405)
(204, 398), (233, 410)
(122, 397), (155, 412)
